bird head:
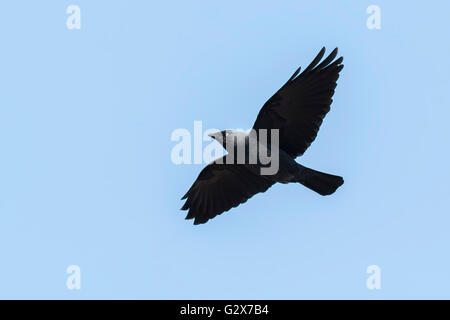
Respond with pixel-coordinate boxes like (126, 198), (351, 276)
(208, 129), (244, 149)
(208, 130), (229, 146)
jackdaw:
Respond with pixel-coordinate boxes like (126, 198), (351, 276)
(181, 47), (344, 225)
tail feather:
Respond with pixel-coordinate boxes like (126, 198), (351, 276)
(296, 166), (344, 196)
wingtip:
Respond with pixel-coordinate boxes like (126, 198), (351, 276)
(193, 214), (210, 225)
(286, 66), (302, 83)
(193, 219), (204, 225)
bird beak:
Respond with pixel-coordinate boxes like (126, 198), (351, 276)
(208, 131), (221, 139)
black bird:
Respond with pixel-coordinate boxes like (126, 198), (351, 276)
(181, 47), (344, 225)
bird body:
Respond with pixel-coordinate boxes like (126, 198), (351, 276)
(210, 129), (302, 183)
(181, 48), (345, 225)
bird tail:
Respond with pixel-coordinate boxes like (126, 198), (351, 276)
(296, 166), (344, 196)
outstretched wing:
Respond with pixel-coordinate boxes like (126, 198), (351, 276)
(253, 47), (344, 158)
(181, 156), (275, 225)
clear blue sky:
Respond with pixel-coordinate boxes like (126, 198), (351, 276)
(1, 1), (449, 299)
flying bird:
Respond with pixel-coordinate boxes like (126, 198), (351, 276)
(181, 47), (344, 225)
